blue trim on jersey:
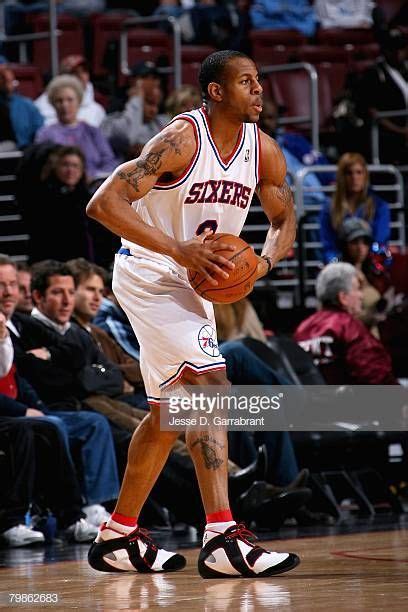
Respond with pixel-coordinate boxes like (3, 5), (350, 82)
(159, 360), (226, 388)
(152, 112), (202, 191)
(199, 108), (246, 172)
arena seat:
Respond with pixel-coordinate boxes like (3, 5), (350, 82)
(27, 13), (84, 75)
(298, 45), (352, 67)
(249, 29), (307, 66)
(90, 13), (129, 77)
(316, 27), (375, 46)
(180, 45), (215, 87)
(8, 63), (43, 99)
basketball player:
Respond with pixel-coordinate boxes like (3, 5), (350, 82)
(87, 51), (299, 578)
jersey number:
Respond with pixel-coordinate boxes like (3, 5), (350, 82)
(196, 220), (218, 236)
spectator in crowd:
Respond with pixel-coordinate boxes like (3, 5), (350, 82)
(356, 28), (408, 165)
(67, 259), (144, 391)
(35, 55), (106, 127)
(102, 62), (168, 160)
(339, 217), (394, 335)
(35, 75), (117, 180)
(18, 145), (93, 264)
(16, 263), (33, 314)
(165, 84), (201, 118)
(250, 0), (317, 37)
(319, 153), (391, 264)
(214, 298), (267, 344)
(314, 0), (373, 29)
(0, 66), (43, 151)
(294, 262), (399, 385)
(0, 255), (121, 522)
(0, 414), (94, 547)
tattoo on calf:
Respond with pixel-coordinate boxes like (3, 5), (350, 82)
(191, 435), (224, 470)
(117, 148), (165, 191)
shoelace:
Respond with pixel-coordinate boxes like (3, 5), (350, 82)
(228, 523), (265, 551)
(129, 527), (157, 551)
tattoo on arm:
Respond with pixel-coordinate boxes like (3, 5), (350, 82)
(117, 148), (165, 192)
(161, 134), (182, 156)
(276, 181), (293, 208)
(191, 435), (224, 470)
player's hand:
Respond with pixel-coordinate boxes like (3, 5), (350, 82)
(255, 255), (271, 280)
(173, 229), (236, 286)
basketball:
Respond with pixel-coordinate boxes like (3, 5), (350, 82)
(187, 233), (259, 303)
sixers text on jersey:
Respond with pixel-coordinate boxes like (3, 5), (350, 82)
(184, 180), (251, 208)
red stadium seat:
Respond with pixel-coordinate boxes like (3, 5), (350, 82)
(28, 13), (84, 75)
(316, 27), (375, 46)
(90, 13), (128, 76)
(181, 46), (215, 87)
(127, 28), (172, 68)
(298, 45), (352, 66)
(8, 63), (43, 99)
(249, 29), (307, 66)
(263, 62), (347, 135)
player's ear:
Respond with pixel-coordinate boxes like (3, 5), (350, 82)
(207, 82), (223, 103)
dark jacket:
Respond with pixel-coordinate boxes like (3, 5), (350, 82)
(0, 373), (48, 417)
(294, 307), (398, 385)
(9, 313), (86, 408)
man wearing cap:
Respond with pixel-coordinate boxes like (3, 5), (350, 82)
(35, 55), (106, 127)
(340, 217), (393, 336)
(101, 61), (169, 161)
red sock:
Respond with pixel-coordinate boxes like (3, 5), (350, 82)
(106, 512), (138, 535)
(206, 508), (233, 524)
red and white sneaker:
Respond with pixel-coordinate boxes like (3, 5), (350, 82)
(88, 523), (186, 573)
(198, 523), (300, 579)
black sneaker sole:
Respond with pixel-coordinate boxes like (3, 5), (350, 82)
(88, 541), (186, 573)
(198, 552), (300, 579)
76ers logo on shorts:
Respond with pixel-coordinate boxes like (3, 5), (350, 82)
(198, 325), (220, 357)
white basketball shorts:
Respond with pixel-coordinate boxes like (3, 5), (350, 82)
(112, 252), (226, 405)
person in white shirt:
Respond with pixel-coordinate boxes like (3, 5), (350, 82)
(35, 55), (106, 128)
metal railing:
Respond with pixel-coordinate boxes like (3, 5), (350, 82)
(120, 15), (182, 89)
(0, 0), (59, 76)
(260, 63), (319, 151)
(0, 151), (28, 260)
(294, 164), (406, 301)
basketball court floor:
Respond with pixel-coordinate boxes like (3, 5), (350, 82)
(1, 517), (407, 610)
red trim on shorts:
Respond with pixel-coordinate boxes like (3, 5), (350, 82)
(163, 363), (227, 390)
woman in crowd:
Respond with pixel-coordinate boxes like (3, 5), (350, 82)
(19, 145), (93, 263)
(319, 152), (390, 263)
(35, 75), (117, 181)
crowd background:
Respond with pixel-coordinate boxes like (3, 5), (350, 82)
(0, 0), (407, 548)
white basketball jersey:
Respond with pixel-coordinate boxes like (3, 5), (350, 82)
(122, 107), (261, 272)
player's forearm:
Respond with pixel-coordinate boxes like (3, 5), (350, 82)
(87, 193), (178, 258)
(261, 205), (297, 266)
